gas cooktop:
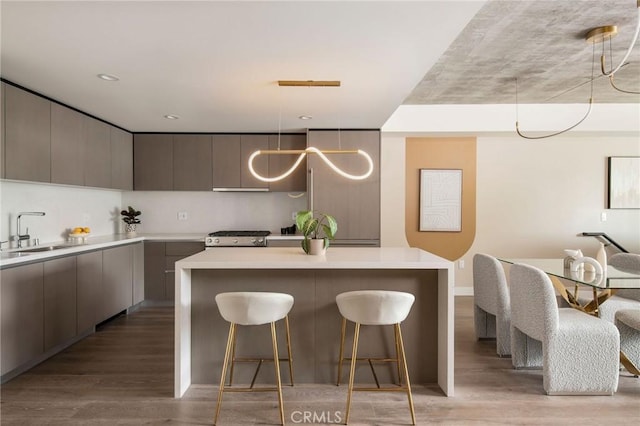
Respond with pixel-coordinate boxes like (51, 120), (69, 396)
(206, 230), (271, 247)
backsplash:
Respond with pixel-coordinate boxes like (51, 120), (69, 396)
(0, 180), (122, 245)
(121, 191), (307, 234)
(0, 181), (308, 246)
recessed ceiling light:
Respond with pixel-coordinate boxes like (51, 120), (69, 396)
(164, 114), (180, 120)
(97, 73), (119, 81)
(298, 115), (313, 120)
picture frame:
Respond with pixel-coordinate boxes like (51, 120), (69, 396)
(608, 157), (640, 209)
(419, 168), (462, 232)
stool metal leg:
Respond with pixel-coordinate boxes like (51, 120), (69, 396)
(394, 324), (402, 386)
(214, 322), (236, 425)
(271, 321), (285, 425)
(337, 317), (347, 386)
(395, 323), (416, 425)
(285, 315), (294, 386)
(227, 322), (238, 386)
(344, 322), (360, 425)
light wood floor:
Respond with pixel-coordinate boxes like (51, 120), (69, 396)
(1, 297), (638, 425)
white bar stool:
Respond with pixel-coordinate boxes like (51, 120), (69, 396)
(336, 290), (416, 425)
(214, 292), (294, 425)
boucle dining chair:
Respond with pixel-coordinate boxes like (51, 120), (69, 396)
(615, 309), (640, 377)
(473, 253), (511, 356)
(598, 253), (640, 324)
(509, 263), (620, 395)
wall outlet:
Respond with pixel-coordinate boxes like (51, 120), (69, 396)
(81, 213), (90, 224)
(459, 260), (465, 269)
(600, 212), (607, 222)
(292, 211), (297, 221)
(178, 211), (188, 221)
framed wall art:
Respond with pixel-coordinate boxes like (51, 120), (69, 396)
(608, 157), (640, 209)
(419, 168), (462, 232)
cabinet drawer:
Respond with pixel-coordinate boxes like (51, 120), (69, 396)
(165, 242), (204, 256)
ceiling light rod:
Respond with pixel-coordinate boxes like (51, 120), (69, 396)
(278, 80), (341, 87)
(254, 149), (360, 155)
(248, 147), (373, 182)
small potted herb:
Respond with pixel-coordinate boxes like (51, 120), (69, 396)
(295, 210), (337, 255)
(121, 206), (141, 235)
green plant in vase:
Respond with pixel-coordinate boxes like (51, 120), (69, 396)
(121, 206), (141, 235)
(295, 210), (337, 255)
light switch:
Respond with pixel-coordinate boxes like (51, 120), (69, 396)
(601, 212), (607, 222)
(178, 211), (188, 221)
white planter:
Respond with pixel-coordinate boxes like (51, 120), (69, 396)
(125, 223), (137, 236)
(308, 238), (326, 256)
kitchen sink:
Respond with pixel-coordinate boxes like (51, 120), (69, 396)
(15, 245), (71, 253)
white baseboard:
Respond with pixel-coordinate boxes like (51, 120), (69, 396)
(455, 287), (474, 296)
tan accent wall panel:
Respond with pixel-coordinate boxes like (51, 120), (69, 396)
(405, 137), (476, 260)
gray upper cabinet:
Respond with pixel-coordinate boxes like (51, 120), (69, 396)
(1, 82), (5, 179)
(308, 130), (380, 243)
(1, 262), (44, 375)
(240, 135), (269, 189)
(111, 127), (133, 190)
(4, 84), (51, 182)
(51, 103), (84, 185)
(268, 134), (306, 192)
(173, 134), (213, 191)
(134, 134), (173, 190)
(83, 116), (111, 188)
(43, 257), (77, 352)
(212, 134), (241, 189)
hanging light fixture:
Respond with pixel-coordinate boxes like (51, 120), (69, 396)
(248, 80), (375, 182)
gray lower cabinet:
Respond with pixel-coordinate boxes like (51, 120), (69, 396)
(51, 103), (84, 185)
(4, 84), (51, 182)
(100, 245), (133, 323)
(0, 263), (44, 376)
(77, 250), (103, 332)
(144, 241), (203, 301)
(133, 242), (144, 304)
(308, 129), (381, 244)
(43, 257), (77, 352)
(111, 127), (133, 190)
(134, 134), (174, 190)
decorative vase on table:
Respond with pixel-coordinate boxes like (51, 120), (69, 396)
(296, 210), (337, 256)
(308, 238), (327, 256)
(125, 223), (137, 236)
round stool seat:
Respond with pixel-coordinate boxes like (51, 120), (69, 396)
(616, 309), (640, 331)
(336, 290), (415, 325)
(215, 292), (294, 325)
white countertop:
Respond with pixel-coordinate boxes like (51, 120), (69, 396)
(176, 247), (453, 270)
(0, 233), (204, 268)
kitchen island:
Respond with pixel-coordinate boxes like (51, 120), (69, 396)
(174, 247), (454, 398)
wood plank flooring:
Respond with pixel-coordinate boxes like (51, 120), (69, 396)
(1, 297), (638, 425)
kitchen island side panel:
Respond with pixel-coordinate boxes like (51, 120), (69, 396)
(190, 269), (438, 385)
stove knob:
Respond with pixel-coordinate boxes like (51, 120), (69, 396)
(233, 238), (238, 244)
(250, 238), (257, 245)
(214, 238), (220, 244)
(257, 238), (264, 245)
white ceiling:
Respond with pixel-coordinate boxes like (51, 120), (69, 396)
(0, 0), (484, 133)
(2, 1), (638, 135)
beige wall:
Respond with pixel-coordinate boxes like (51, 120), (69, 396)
(380, 134), (640, 293)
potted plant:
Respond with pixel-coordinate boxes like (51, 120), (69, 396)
(121, 206), (141, 235)
(295, 210), (337, 255)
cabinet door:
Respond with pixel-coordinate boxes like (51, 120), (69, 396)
(212, 134), (241, 189)
(165, 256), (181, 301)
(111, 127), (133, 190)
(44, 257), (77, 351)
(144, 241), (166, 301)
(165, 242), (203, 301)
(1, 263), (44, 375)
(268, 134), (306, 192)
(240, 135), (269, 189)
(173, 134), (213, 191)
(83, 116), (111, 188)
(51, 103), (84, 185)
(1, 82), (6, 179)
(308, 130), (380, 242)
(77, 250), (103, 332)
(132, 242), (145, 304)
(134, 134), (173, 190)
(101, 245), (133, 322)
(4, 84), (51, 182)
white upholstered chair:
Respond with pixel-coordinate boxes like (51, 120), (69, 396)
(598, 253), (640, 324)
(336, 290), (416, 425)
(615, 309), (640, 377)
(509, 263), (620, 395)
(213, 292), (294, 425)
(473, 253), (511, 356)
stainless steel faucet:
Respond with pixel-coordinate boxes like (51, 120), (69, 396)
(17, 212), (46, 248)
